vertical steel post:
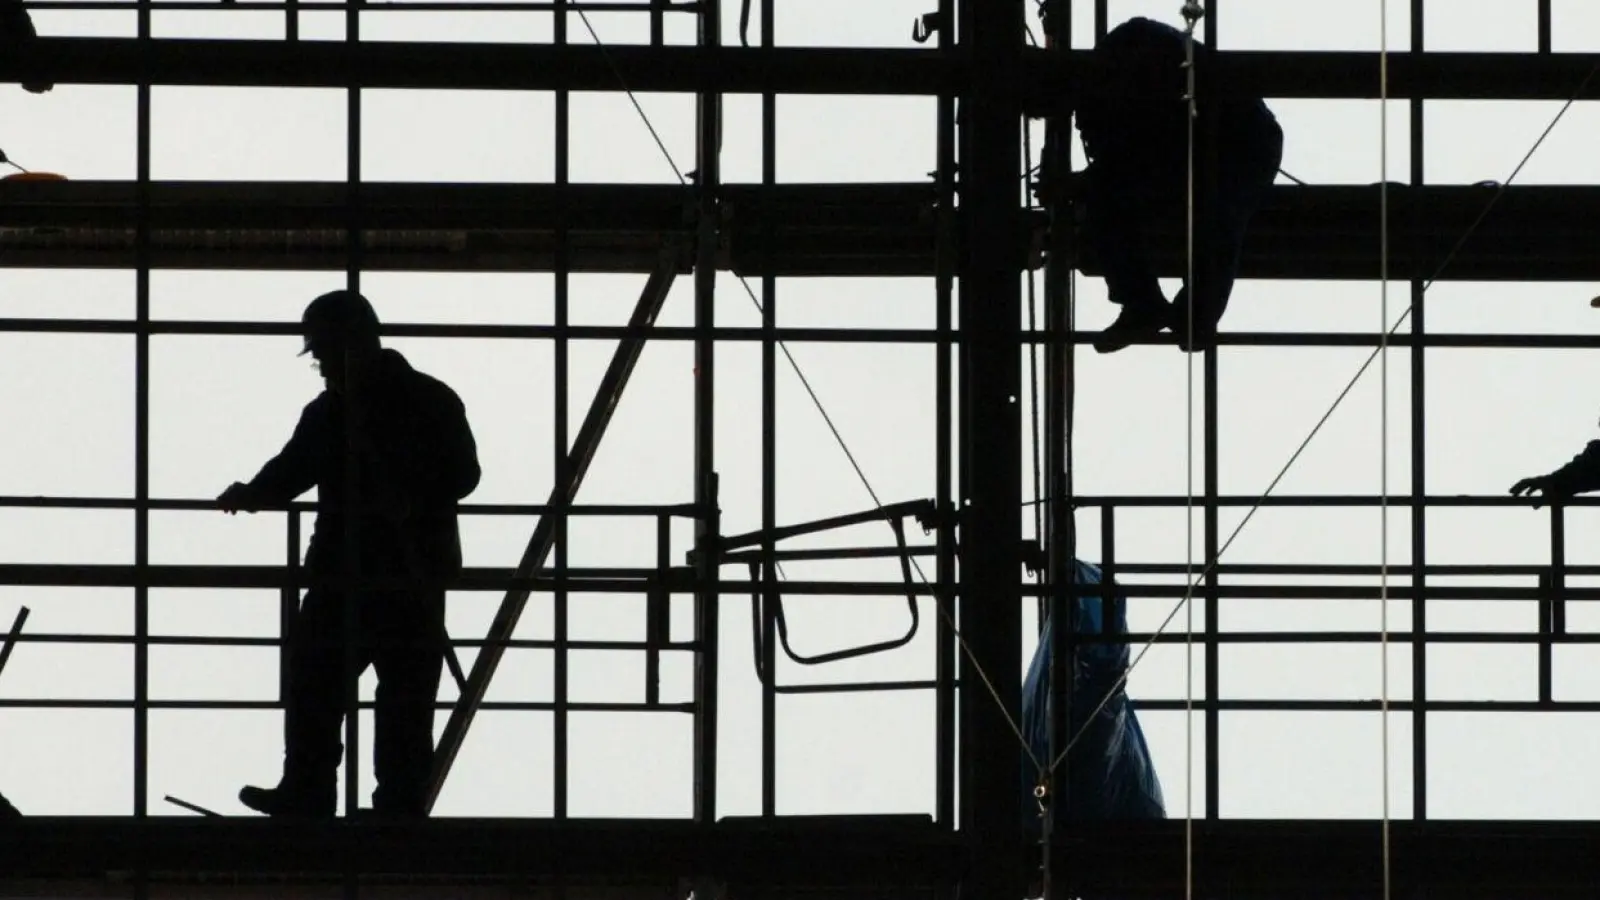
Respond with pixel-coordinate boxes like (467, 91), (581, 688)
(1537, 0), (1552, 53)
(1409, 0), (1428, 821)
(932, 0), (958, 833)
(341, 0), (364, 822)
(758, 0), (778, 821)
(134, 0), (152, 828)
(957, 0), (1026, 897)
(553, 0), (572, 824)
(691, 0), (723, 827)
(1041, 0), (1077, 877)
(282, 512), (301, 703)
(1201, 0), (1222, 821)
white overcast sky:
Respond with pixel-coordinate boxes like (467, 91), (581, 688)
(2, 0), (1600, 823)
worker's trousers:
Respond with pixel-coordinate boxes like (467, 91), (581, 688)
(280, 585), (445, 815)
(1083, 117), (1284, 331)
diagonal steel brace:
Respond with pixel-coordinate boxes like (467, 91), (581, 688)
(0, 606), (28, 681)
(423, 241), (684, 811)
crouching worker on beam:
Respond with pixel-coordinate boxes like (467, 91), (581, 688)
(217, 290), (481, 818)
(1032, 16), (1283, 353)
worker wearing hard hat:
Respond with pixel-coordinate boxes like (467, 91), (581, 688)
(217, 290), (481, 818)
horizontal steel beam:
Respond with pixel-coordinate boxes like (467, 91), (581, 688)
(0, 180), (949, 277)
(1062, 821), (1600, 898)
(2, 181), (1597, 279)
(0, 40), (1596, 101)
(3, 817), (1599, 894)
(0, 816), (956, 880)
(1078, 183), (1600, 283)
(1, 39), (963, 94)
(2, 564), (1593, 602)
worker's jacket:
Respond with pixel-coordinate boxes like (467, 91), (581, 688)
(1549, 441), (1600, 496)
(247, 349), (481, 584)
(1075, 17), (1280, 177)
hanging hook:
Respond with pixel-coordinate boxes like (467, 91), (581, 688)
(911, 10), (945, 44)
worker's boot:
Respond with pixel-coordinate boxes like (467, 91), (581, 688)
(1093, 300), (1173, 354)
(239, 773), (335, 818)
(0, 790), (20, 818)
(1169, 287), (1219, 353)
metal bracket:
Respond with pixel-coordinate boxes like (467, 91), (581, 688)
(911, 10), (947, 45)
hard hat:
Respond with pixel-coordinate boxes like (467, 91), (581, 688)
(299, 290), (381, 356)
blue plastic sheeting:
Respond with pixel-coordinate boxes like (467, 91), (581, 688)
(1021, 560), (1166, 827)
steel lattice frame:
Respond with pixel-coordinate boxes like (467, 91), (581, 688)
(0, 0), (1596, 897)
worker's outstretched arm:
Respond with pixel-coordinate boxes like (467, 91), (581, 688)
(1510, 440), (1600, 508)
(219, 404), (322, 513)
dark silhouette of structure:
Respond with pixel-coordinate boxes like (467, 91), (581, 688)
(0, 791), (18, 818)
(5, 1), (1600, 897)
(217, 290), (481, 818)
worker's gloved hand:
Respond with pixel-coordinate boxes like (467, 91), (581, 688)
(1509, 473), (1568, 509)
(217, 482), (265, 515)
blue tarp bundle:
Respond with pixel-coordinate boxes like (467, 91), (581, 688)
(1021, 560), (1166, 827)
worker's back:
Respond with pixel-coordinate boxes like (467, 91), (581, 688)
(298, 349), (481, 582)
(1076, 17), (1277, 176)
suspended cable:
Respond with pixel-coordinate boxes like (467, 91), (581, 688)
(571, 9), (1046, 769)
(1025, 122), (1048, 605)
(1044, 49), (1600, 782)
(1179, 6), (1202, 898)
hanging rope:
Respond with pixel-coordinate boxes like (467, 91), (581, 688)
(1177, 7), (1203, 896)
(1179, 6), (1203, 897)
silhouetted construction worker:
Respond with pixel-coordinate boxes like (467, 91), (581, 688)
(218, 290), (481, 818)
(1511, 438), (1600, 508)
(2, 0), (54, 94)
(1034, 16), (1282, 353)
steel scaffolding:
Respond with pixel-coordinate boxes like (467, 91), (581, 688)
(1, 0), (1598, 897)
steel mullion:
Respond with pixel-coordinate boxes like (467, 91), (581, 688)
(553, 0), (572, 825)
(1202, 0), (1221, 821)
(758, 0), (777, 822)
(133, 0), (152, 829)
(931, 0), (956, 835)
(1409, 0), (1428, 823)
